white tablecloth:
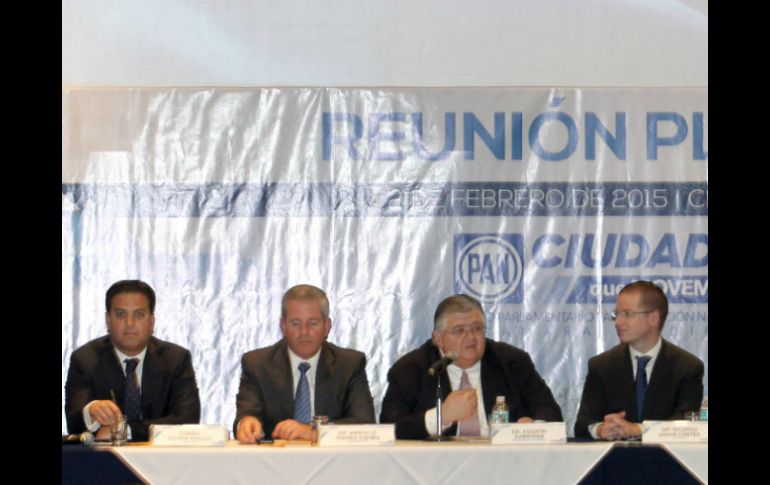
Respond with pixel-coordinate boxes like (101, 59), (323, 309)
(113, 440), (616, 485)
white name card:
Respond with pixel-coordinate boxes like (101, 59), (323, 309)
(150, 424), (228, 447)
(490, 422), (567, 445)
(316, 424), (395, 447)
(642, 420), (708, 443)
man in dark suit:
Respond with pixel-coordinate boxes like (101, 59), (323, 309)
(574, 280), (704, 440)
(65, 280), (201, 441)
(380, 294), (562, 440)
(234, 284), (375, 443)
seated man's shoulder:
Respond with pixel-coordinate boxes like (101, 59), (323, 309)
(324, 341), (367, 363)
(387, 339), (435, 373)
(70, 336), (112, 363)
(147, 337), (194, 368)
(485, 339), (532, 362)
(663, 340), (704, 370)
(240, 341), (282, 365)
(321, 342), (366, 372)
(586, 344), (627, 368)
(151, 336), (192, 355)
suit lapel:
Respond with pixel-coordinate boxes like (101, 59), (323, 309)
(480, 358), (507, 417)
(140, 338), (161, 417)
(644, 339), (670, 418)
(618, 345), (639, 419)
(314, 343), (333, 416)
(103, 340), (127, 405)
(271, 341), (295, 419)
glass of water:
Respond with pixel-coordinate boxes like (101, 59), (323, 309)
(111, 415), (127, 446)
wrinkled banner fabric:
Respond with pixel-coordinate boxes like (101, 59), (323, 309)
(62, 87), (708, 435)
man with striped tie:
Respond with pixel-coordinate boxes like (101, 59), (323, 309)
(234, 284), (375, 443)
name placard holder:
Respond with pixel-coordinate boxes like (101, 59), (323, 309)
(490, 422), (567, 445)
(150, 424), (229, 447)
(642, 421), (708, 443)
(316, 424), (395, 447)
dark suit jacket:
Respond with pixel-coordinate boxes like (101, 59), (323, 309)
(379, 338), (563, 439)
(574, 339), (704, 439)
(65, 336), (201, 441)
(233, 339), (376, 437)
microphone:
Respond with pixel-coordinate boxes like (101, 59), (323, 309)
(427, 351), (458, 376)
(62, 431), (94, 445)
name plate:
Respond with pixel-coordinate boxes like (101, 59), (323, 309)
(490, 422), (567, 445)
(150, 424), (228, 447)
(642, 420), (708, 443)
(316, 424), (395, 447)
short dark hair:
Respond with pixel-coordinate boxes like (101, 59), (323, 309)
(106, 280), (156, 314)
(281, 284), (330, 320)
(619, 280), (669, 330)
(433, 294), (485, 331)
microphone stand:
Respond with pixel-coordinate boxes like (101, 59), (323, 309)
(426, 370), (450, 442)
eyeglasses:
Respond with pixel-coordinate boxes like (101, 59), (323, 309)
(444, 324), (486, 337)
(610, 310), (653, 320)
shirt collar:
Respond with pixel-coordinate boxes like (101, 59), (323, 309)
(629, 336), (662, 361)
(113, 346), (148, 366)
(448, 358), (482, 375)
(287, 345), (322, 371)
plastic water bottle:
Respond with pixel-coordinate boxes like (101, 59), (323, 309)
(699, 396), (708, 421)
(491, 396), (509, 424)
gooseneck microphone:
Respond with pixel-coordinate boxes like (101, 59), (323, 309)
(62, 431), (94, 445)
(427, 351), (459, 376)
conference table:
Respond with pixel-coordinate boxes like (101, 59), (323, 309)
(62, 439), (707, 484)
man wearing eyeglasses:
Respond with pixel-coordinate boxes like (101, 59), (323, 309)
(574, 280), (704, 440)
(234, 284), (376, 443)
(380, 294), (562, 439)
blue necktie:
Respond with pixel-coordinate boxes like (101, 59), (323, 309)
(294, 362), (311, 424)
(124, 358), (142, 422)
(635, 356), (651, 422)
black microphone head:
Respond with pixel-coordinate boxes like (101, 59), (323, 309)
(427, 351), (460, 376)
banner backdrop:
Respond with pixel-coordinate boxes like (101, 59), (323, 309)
(62, 87), (708, 435)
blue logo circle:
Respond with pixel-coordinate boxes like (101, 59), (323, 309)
(456, 236), (523, 302)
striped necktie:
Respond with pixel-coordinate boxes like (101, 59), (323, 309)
(294, 362), (312, 423)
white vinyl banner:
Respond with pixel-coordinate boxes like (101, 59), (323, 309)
(61, 87), (708, 436)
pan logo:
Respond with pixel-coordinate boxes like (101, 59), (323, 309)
(454, 234), (524, 303)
